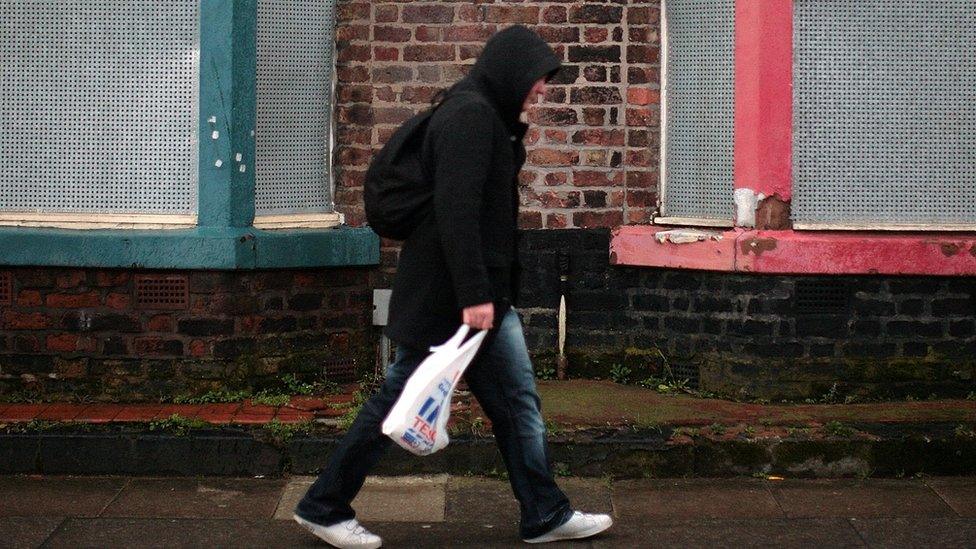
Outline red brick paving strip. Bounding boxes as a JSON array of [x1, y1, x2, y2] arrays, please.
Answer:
[[4, 381, 975, 427], [232, 403, 278, 424], [73, 404, 125, 423], [273, 408, 315, 422], [113, 404, 164, 422], [286, 397, 330, 412], [288, 395, 357, 420], [36, 403, 85, 421], [0, 403, 49, 422], [329, 393, 356, 405], [0, 402, 320, 424], [313, 407, 348, 419], [153, 404, 204, 421], [192, 403, 243, 424]]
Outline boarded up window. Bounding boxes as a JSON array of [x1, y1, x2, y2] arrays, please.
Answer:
[[793, 0, 976, 229], [0, 1, 199, 216], [255, 0, 337, 216], [661, 0, 735, 222]]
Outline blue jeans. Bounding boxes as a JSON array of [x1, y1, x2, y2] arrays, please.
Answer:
[[295, 308, 573, 539]]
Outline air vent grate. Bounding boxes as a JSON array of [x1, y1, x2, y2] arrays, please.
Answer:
[[668, 362, 700, 390], [321, 358, 358, 384], [134, 274, 188, 310], [794, 279, 851, 315]]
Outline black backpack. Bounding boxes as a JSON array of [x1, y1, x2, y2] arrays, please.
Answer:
[[364, 91, 474, 240]]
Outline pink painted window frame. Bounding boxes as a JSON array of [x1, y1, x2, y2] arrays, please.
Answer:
[[613, 0, 976, 276]]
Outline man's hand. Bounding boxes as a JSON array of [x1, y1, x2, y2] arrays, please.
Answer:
[[463, 302, 494, 330]]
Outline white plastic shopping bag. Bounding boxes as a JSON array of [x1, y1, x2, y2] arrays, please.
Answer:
[[382, 325, 487, 456]]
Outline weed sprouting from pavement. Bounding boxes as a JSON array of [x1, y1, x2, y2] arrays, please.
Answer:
[[262, 418, 314, 444], [824, 420, 855, 437], [148, 414, 209, 436], [609, 364, 633, 384]]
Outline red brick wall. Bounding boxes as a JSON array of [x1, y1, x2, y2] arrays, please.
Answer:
[[0, 4, 664, 400], [332, 1, 661, 234], [0, 267, 372, 400]]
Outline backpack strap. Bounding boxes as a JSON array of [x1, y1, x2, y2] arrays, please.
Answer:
[[416, 90, 484, 179], [431, 89, 482, 112]]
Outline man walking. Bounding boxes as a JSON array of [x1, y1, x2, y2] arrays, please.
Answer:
[[293, 26, 613, 548]]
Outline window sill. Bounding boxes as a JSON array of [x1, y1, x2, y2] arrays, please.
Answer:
[[611, 225, 976, 276], [0, 225, 379, 270], [0, 213, 197, 230], [793, 222, 976, 232], [654, 216, 734, 228], [252, 212, 344, 230]]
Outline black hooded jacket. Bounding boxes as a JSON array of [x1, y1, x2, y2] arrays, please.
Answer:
[[384, 26, 561, 349]]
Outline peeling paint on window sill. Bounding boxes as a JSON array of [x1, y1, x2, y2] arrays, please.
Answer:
[[654, 229, 725, 245]]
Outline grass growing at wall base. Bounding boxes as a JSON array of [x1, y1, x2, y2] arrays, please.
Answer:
[[529, 346, 976, 403]]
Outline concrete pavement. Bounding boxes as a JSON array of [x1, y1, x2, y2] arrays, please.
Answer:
[[1, 475, 975, 548]]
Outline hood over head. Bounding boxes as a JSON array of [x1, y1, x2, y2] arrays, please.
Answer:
[[456, 25, 562, 124]]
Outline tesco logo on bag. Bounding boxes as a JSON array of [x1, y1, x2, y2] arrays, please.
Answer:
[[383, 326, 487, 456], [401, 376, 456, 452]]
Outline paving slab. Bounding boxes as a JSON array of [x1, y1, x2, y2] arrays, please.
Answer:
[[925, 476, 976, 517], [769, 479, 955, 518], [0, 517, 65, 549], [343, 475, 448, 523], [611, 479, 784, 521], [41, 518, 318, 548], [591, 518, 865, 548], [549, 477, 614, 517], [850, 517, 976, 548], [5, 475, 975, 547], [445, 477, 612, 524], [101, 477, 286, 519], [0, 475, 125, 517], [371, 521, 588, 548], [445, 477, 521, 525], [276, 475, 448, 523], [274, 477, 314, 521]]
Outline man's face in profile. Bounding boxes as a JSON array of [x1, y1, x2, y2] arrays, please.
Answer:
[[522, 78, 548, 113]]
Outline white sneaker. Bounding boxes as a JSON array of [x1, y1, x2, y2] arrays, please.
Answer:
[[293, 514, 382, 549], [522, 511, 613, 544]]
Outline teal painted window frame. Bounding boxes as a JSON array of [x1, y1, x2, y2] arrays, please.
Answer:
[[0, 0, 378, 270]]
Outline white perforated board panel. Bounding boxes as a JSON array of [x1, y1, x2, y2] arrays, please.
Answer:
[[793, 0, 976, 227], [255, 0, 336, 216], [0, 0, 199, 215], [662, 0, 735, 221]]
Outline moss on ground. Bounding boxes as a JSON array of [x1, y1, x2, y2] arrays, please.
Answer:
[[536, 380, 976, 428]]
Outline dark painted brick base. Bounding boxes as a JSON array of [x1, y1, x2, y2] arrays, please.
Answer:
[[517, 229, 976, 400], [2, 424, 974, 478]]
